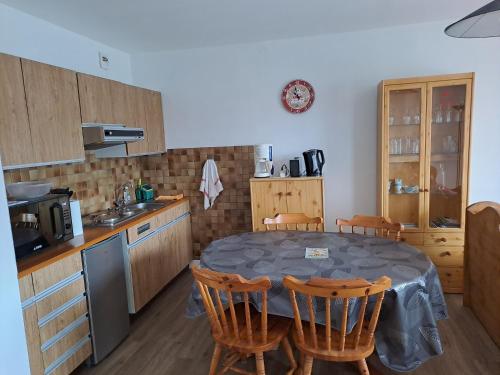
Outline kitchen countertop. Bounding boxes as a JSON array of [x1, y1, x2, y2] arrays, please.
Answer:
[[16, 198, 189, 278]]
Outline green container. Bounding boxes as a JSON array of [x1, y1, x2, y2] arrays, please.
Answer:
[[140, 184, 154, 201]]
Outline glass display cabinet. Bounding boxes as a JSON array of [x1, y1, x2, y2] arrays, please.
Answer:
[[378, 73, 474, 293]]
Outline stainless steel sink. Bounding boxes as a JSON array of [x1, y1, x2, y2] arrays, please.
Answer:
[[125, 202, 167, 211], [88, 201, 167, 227]]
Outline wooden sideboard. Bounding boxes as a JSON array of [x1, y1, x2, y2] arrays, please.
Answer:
[[464, 201, 500, 347], [250, 177, 325, 232]]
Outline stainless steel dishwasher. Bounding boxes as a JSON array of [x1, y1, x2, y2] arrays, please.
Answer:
[[82, 233, 130, 364]]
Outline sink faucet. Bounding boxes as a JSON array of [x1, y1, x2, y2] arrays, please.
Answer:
[[115, 181, 134, 208]]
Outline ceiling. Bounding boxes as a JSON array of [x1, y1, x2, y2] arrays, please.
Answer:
[[1, 0, 487, 52]]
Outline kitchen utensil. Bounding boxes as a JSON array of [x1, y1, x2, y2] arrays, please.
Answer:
[[6, 181, 53, 199]]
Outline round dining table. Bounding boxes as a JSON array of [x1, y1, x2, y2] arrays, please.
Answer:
[[186, 230, 448, 372]]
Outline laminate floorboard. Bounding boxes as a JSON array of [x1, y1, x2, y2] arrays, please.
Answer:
[[75, 269, 500, 375]]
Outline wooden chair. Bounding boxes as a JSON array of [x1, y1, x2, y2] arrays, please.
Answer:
[[336, 215, 403, 241], [191, 265, 297, 375], [283, 275, 391, 375], [263, 213, 324, 232]]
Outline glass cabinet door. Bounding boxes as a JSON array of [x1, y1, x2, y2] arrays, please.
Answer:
[[383, 84, 426, 230], [426, 80, 471, 230]]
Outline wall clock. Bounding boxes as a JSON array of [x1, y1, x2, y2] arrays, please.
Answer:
[[281, 80, 315, 113]]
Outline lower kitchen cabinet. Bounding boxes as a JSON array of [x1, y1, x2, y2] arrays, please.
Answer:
[[18, 252, 92, 375], [125, 202, 192, 313]]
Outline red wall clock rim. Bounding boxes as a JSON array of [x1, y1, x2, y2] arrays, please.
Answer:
[[281, 79, 315, 114]]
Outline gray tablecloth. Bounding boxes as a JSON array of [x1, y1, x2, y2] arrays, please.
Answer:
[[186, 231, 447, 372]]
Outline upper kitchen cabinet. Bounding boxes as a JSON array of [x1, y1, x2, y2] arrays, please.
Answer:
[[127, 87, 166, 156], [77, 73, 115, 124], [22, 59, 85, 164], [0, 53, 35, 166], [144, 90, 165, 154]]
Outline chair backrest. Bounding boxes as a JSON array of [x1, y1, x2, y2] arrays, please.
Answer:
[[283, 276, 391, 353], [263, 213, 324, 232], [336, 215, 403, 241], [191, 265, 272, 346]]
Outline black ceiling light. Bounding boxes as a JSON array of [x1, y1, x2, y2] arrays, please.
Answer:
[[445, 0, 500, 38]]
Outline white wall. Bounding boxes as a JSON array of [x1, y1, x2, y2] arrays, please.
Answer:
[[0, 156, 30, 374], [0, 3, 132, 82], [131, 20, 500, 229]]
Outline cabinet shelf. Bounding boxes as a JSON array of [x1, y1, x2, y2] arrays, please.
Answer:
[[389, 153, 419, 163], [431, 153, 459, 162]]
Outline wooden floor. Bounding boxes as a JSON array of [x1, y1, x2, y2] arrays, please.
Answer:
[[75, 269, 500, 375]]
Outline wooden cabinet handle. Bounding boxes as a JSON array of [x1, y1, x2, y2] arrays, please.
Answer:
[[437, 237, 447, 242], [286, 192, 292, 196], [440, 251, 452, 257], [401, 237, 406, 242]]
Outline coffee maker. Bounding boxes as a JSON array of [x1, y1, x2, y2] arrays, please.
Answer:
[[303, 149, 325, 176], [254, 144, 273, 178]]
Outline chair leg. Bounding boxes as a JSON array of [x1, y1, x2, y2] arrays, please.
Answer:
[[302, 356, 314, 375], [209, 343, 222, 375], [357, 359, 370, 375], [255, 352, 266, 375], [281, 337, 297, 375]]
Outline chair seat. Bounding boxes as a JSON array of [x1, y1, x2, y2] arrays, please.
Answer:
[[213, 304, 292, 353], [293, 323, 375, 362]]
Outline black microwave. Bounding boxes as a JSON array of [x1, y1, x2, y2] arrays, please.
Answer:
[[9, 194, 74, 260]]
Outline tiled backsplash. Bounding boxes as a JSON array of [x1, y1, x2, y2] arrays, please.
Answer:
[[4, 146, 254, 257], [142, 146, 254, 257], [4, 151, 142, 215]]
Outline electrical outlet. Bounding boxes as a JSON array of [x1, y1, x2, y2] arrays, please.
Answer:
[[98, 52, 110, 70]]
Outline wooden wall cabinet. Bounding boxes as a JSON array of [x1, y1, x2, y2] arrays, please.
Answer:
[[378, 73, 474, 293], [125, 201, 192, 313], [250, 177, 325, 232], [78, 73, 165, 156], [18, 252, 92, 375], [0, 53, 34, 166], [22, 59, 85, 164]]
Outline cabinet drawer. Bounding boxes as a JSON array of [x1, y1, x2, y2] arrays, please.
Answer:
[[397, 232, 424, 245], [39, 297, 88, 344], [127, 216, 158, 244], [156, 200, 190, 228], [19, 274, 35, 302], [437, 266, 463, 294], [43, 318, 90, 367], [49, 338, 92, 375], [36, 277, 86, 320], [32, 252, 83, 295], [418, 246, 464, 267], [424, 232, 464, 246]]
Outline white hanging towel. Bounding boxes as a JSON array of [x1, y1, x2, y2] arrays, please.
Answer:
[[199, 159, 224, 209]]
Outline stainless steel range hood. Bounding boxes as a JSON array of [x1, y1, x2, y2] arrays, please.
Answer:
[[82, 124, 144, 150]]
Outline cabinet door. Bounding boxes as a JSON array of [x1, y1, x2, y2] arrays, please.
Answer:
[[0, 54, 34, 166], [129, 235, 162, 312], [381, 83, 427, 231], [425, 79, 472, 231], [250, 181, 288, 231], [145, 90, 166, 154], [126, 86, 149, 156], [286, 179, 324, 231], [110, 80, 131, 126], [77, 73, 114, 124], [22, 59, 84, 163]]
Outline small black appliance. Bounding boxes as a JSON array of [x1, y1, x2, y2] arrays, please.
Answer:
[[289, 158, 301, 177], [303, 149, 325, 176], [9, 194, 73, 260]]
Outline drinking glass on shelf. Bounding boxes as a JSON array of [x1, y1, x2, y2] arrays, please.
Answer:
[[389, 115, 395, 126], [445, 105, 453, 123], [396, 138, 402, 154], [411, 138, 420, 154], [442, 136, 449, 153], [412, 111, 420, 125], [434, 106, 443, 124], [404, 136, 412, 154], [402, 111, 411, 125]]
